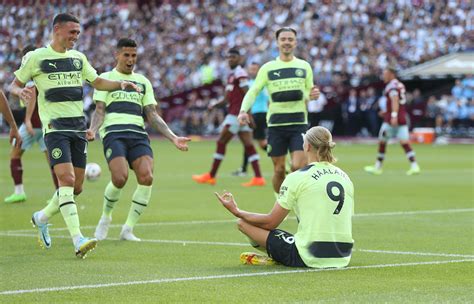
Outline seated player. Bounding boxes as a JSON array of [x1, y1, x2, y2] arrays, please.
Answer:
[[215, 126, 354, 268]]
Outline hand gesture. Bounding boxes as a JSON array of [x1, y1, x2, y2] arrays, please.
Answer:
[[214, 191, 240, 216], [86, 129, 96, 141], [121, 81, 141, 93], [310, 86, 320, 100], [9, 128, 22, 148], [173, 136, 191, 151], [237, 112, 250, 126], [25, 120, 34, 136]]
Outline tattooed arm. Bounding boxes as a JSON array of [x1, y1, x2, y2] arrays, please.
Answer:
[[143, 104, 190, 151]]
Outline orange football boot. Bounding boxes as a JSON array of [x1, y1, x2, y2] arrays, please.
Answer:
[[241, 177, 266, 187], [192, 172, 216, 185]]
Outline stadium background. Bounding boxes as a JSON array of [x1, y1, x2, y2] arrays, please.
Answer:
[[0, 0, 472, 139], [0, 1, 473, 302]]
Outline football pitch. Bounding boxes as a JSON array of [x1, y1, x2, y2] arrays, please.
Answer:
[[0, 138, 473, 303]]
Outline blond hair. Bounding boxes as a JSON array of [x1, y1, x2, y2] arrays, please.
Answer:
[[305, 126, 337, 163]]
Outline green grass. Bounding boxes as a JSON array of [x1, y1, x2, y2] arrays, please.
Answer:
[[0, 138, 473, 303]]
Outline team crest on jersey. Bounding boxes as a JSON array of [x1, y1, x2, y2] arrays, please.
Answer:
[[52, 148, 62, 160], [106, 148, 112, 159], [295, 69, 304, 77], [73, 58, 82, 70]]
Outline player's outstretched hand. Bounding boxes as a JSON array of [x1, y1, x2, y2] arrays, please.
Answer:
[[310, 86, 320, 100], [10, 128, 22, 148], [214, 191, 240, 216], [237, 111, 250, 126], [173, 136, 191, 151], [121, 81, 142, 93], [86, 129, 96, 141]]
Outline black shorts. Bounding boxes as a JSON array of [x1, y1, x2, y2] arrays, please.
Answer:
[[103, 132, 153, 168], [266, 229, 306, 267], [252, 112, 267, 140], [44, 131, 87, 169], [267, 124, 308, 157]]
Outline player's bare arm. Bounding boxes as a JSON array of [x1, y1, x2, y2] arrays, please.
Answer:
[[86, 101, 106, 141], [24, 86, 37, 136], [390, 94, 399, 126], [208, 94, 228, 110], [0, 90, 21, 148], [143, 104, 191, 151], [215, 191, 289, 230], [91, 77, 141, 93]]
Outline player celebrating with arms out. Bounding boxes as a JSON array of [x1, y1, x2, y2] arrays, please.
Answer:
[[216, 126, 354, 268], [88, 38, 190, 241], [11, 13, 141, 258], [238, 27, 320, 197], [364, 67, 420, 175]]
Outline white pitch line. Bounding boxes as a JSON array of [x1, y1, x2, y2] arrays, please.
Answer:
[[4, 208, 474, 234], [354, 208, 474, 217], [356, 249, 474, 259], [1, 232, 473, 258], [1, 259, 472, 296]]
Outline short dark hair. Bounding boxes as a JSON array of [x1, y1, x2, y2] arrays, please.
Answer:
[[227, 47, 240, 56], [22, 45, 36, 56], [275, 27, 297, 39], [53, 13, 80, 26], [117, 38, 137, 49]]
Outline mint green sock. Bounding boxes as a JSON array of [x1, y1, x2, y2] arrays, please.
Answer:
[[42, 190, 60, 218], [58, 186, 82, 238], [103, 181, 122, 218], [125, 185, 152, 228]]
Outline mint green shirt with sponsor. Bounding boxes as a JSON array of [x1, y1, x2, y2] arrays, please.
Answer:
[[93, 69, 157, 139], [14, 45, 98, 134], [278, 162, 354, 268], [241, 56, 313, 127]]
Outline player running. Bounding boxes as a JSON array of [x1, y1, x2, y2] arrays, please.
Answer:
[[88, 38, 190, 241]]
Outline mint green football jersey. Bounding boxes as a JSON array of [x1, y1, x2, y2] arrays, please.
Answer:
[[241, 56, 313, 127], [278, 162, 354, 268], [14, 45, 98, 134], [93, 69, 157, 139]]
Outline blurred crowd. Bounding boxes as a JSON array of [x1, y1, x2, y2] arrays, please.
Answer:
[[1, 0, 471, 93], [0, 0, 472, 137], [424, 76, 474, 136]]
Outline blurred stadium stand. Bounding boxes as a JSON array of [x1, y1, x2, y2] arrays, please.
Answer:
[[0, 0, 472, 137]]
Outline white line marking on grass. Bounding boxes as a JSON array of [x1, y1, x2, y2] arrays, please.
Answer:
[[354, 208, 474, 217], [356, 249, 474, 258], [4, 208, 473, 234], [1, 259, 472, 295], [1, 232, 473, 258]]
